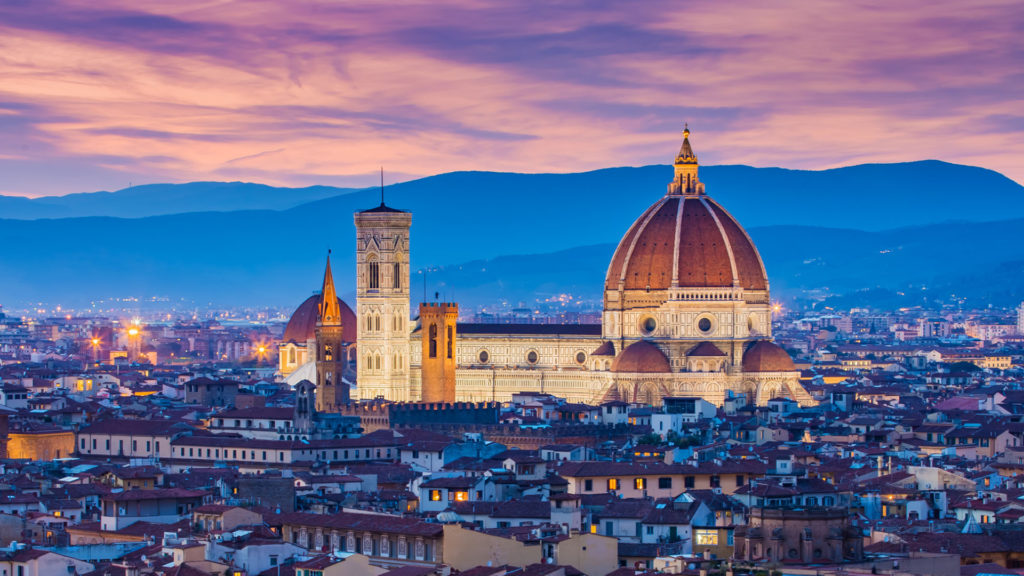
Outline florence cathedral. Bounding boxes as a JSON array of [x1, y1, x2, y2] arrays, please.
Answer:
[[278, 129, 816, 409]]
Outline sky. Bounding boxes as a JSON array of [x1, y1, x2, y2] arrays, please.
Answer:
[[1, 0, 1022, 197]]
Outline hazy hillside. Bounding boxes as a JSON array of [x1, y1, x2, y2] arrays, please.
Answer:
[[1, 160, 1023, 308], [0, 182, 355, 219], [1, 161, 1021, 230]]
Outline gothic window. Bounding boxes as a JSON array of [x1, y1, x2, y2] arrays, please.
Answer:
[[447, 326, 453, 359], [429, 324, 438, 358], [374, 354, 382, 370], [393, 263, 401, 289], [374, 314, 381, 331], [324, 344, 333, 361], [368, 256, 379, 289], [289, 347, 296, 364]]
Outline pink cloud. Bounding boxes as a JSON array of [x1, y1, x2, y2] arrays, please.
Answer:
[[0, 0, 1022, 197]]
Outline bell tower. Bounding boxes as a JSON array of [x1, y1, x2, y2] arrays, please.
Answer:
[[315, 252, 348, 411], [419, 302, 458, 403], [354, 201, 412, 401]]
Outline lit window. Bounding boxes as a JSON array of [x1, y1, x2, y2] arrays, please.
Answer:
[[608, 478, 619, 490], [454, 491, 468, 502], [695, 529, 719, 545], [429, 490, 442, 502], [635, 478, 647, 490]]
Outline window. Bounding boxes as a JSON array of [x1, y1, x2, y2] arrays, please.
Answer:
[[368, 258, 379, 289], [478, 350, 489, 363], [429, 490, 441, 502], [584, 479, 593, 491], [684, 476, 695, 489], [576, 351, 587, 364], [393, 262, 401, 289], [527, 350, 539, 364], [608, 478, 619, 490], [646, 526, 654, 535], [710, 475, 720, 488], [429, 324, 438, 358], [694, 529, 718, 546], [634, 478, 647, 490], [658, 477, 672, 489], [642, 317, 657, 334], [447, 326, 453, 359], [698, 317, 713, 333], [736, 475, 745, 487]]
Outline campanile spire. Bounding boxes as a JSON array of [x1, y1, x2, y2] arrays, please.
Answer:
[[319, 250, 341, 323]]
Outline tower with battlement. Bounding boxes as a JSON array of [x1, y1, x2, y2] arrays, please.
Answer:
[[419, 302, 458, 402]]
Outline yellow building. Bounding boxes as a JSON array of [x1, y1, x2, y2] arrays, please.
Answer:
[[7, 429, 76, 461]]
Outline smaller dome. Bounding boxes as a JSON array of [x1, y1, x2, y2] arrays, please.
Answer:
[[743, 340, 796, 372], [688, 341, 726, 357], [283, 294, 357, 344], [611, 341, 671, 373], [592, 341, 616, 356]]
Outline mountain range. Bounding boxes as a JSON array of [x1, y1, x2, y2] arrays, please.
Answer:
[[0, 160, 1021, 310]]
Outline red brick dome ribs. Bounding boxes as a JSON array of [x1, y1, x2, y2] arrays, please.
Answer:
[[742, 340, 796, 372], [283, 294, 357, 344], [605, 196, 768, 292], [611, 340, 672, 373]]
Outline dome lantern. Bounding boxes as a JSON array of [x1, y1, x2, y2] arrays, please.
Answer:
[[669, 125, 704, 196]]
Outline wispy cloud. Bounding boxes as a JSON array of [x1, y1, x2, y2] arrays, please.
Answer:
[[0, 0, 1022, 197]]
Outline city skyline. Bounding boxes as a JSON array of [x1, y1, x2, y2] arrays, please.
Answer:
[[2, 0, 1024, 197]]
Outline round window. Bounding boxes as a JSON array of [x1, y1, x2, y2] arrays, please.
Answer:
[[526, 351, 539, 364], [641, 317, 657, 334], [478, 350, 489, 363], [698, 317, 713, 333], [575, 351, 586, 364]]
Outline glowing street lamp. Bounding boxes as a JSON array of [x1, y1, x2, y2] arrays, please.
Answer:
[[91, 337, 100, 364]]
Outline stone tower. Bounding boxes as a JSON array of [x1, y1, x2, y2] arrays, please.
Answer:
[[315, 252, 349, 411], [294, 379, 316, 435], [419, 302, 458, 403], [354, 201, 412, 401]]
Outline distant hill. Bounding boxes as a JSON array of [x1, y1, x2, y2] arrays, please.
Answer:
[[1, 161, 1021, 230], [1, 160, 1023, 308], [0, 181, 355, 219]]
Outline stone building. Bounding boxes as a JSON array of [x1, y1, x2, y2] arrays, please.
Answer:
[[280, 129, 814, 409]]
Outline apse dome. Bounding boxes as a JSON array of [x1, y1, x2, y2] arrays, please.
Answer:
[[611, 340, 671, 373], [742, 340, 796, 372]]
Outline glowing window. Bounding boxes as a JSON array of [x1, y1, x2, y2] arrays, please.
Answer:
[[695, 529, 718, 546]]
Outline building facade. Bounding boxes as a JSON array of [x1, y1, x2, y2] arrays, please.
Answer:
[[281, 130, 814, 409]]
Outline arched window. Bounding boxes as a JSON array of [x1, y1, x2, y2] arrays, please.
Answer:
[[447, 325, 453, 359], [429, 324, 438, 358], [374, 315, 381, 332], [289, 348, 296, 364], [375, 354, 382, 370], [368, 255, 379, 290], [324, 344, 333, 361], [393, 263, 401, 289]]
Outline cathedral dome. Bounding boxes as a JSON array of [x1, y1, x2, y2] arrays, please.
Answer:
[[604, 129, 767, 293], [282, 294, 357, 344], [742, 340, 796, 372], [611, 340, 671, 373]]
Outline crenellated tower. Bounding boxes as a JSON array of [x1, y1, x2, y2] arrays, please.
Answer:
[[354, 201, 412, 401], [419, 302, 458, 403]]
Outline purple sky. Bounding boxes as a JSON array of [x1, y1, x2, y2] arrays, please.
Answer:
[[2, 0, 1023, 197]]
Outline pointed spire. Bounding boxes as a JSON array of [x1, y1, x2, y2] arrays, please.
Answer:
[[675, 124, 698, 165], [319, 250, 342, 324], [668, 124, 702, 196]]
